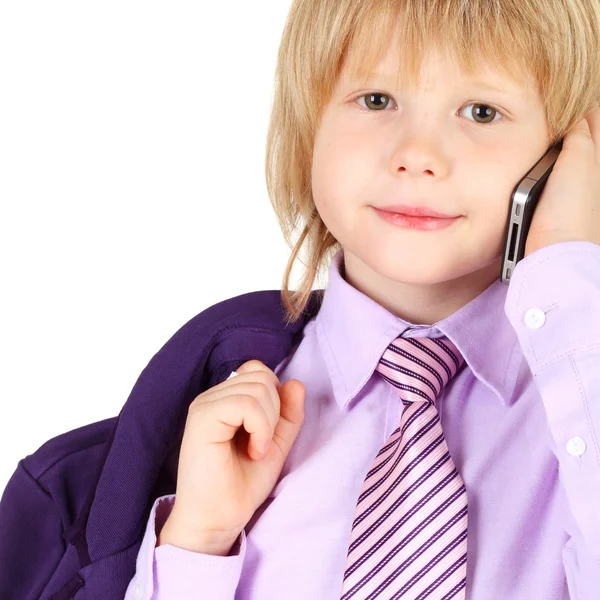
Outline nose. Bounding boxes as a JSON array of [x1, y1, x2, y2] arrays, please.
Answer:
[[388, 131, 450, 180]]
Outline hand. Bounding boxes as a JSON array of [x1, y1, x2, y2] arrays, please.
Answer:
[[524, 101, 600, 259], [158, 360, 305, 555]]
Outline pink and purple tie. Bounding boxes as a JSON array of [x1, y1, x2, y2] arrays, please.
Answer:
[[340, 335, 468, 600]]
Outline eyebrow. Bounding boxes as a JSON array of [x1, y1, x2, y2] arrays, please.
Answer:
[[351, 72, 511, 95], [466, 79, 511, 94]]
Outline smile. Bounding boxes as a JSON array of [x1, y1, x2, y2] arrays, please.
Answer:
[[373, 207, 462, 231]]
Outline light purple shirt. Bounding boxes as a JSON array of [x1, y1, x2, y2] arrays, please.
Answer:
[[125, 243, 600, 599]]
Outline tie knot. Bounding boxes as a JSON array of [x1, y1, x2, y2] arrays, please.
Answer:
[[375, 335, 465, 405]]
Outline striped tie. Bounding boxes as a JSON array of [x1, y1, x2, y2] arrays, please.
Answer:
[[340, 335, 468, 600]]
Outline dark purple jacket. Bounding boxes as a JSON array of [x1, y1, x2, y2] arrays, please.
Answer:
[[0, 289, 322, 599]]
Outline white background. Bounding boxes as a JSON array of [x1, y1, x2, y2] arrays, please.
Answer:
[[0, 1, 316, 497]]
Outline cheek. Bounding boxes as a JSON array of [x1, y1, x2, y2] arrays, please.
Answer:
[[470, 199, 512, 256], [312, 135, 371, 212], [311, 138, 344, 211]]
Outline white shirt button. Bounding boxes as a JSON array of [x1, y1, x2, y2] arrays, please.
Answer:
[[566, 436, 586, 457], [133, 580, 144, 600], [524, 307, 546, 329]]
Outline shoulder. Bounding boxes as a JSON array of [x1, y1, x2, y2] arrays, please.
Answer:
[[183, 288, 324, 336], [22, 417, 116, 483]]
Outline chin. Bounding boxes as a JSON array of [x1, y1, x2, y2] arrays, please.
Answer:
[[351, 244, 458, 284]]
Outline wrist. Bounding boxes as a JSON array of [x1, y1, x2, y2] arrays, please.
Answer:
[[157, 514, 240, 556]]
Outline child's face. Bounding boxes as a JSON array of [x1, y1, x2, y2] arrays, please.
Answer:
[[311, 38, 552, 324]]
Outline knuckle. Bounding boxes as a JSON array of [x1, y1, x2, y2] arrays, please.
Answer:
[[249, 359, 266, 368], [236, 369, 273, 393], [244, 382, 270, 406], [241, 359, 267, 371], [189, 386, 215, 408], [188, 395, 207, 413], [239, 360, 277, 381], [185, 404, 207, 433], [253, 369, 275, 387], [237, 393, 262, 412], [251, 380, 277, 403]]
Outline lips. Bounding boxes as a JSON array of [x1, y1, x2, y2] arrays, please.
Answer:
[[374, 207, 462, 230], [377, 204, 458, 219]]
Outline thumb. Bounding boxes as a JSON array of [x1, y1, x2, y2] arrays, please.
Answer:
[[273, 379, 305, 460]]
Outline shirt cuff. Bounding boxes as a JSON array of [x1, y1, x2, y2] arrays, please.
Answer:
[[125, 494, 246, 600]]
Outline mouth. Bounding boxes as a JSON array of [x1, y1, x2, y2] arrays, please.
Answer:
[[372, 207, 462, 231], [375, 204, 461, 219]]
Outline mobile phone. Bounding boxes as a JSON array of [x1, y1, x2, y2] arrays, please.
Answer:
[[500, 139, 563, 284]]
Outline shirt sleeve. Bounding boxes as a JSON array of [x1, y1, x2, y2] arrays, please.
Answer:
[[504, 240, 600, 591], [124, 494, 246, 600]]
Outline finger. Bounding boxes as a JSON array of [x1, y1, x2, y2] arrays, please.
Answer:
[[196, 376, 280, 437], [228, 361, 281, 425], [563, 110, 596, 169], [192, 393, 272, 459], [194, 361, 281, 428], [271, 379, 305, 461], [230, 381, 280, 434]]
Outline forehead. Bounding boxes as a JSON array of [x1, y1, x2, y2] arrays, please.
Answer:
[[340, 28, 532, 96]]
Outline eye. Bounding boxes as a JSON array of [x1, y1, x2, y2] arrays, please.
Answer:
[[354, 93, 505, 127], [460, 102, 504, 126], [355, 93, 396, 111]]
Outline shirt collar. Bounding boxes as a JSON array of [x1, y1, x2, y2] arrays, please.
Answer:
[[315, 249, 521, 409]]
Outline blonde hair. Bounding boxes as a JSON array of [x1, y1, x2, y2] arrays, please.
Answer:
[[265, 0, 600, 326]]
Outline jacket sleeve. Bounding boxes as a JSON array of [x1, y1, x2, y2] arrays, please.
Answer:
[[125, 494, 246, 600], [505, 240, 600, 596], [0, 460, 64, 600]]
